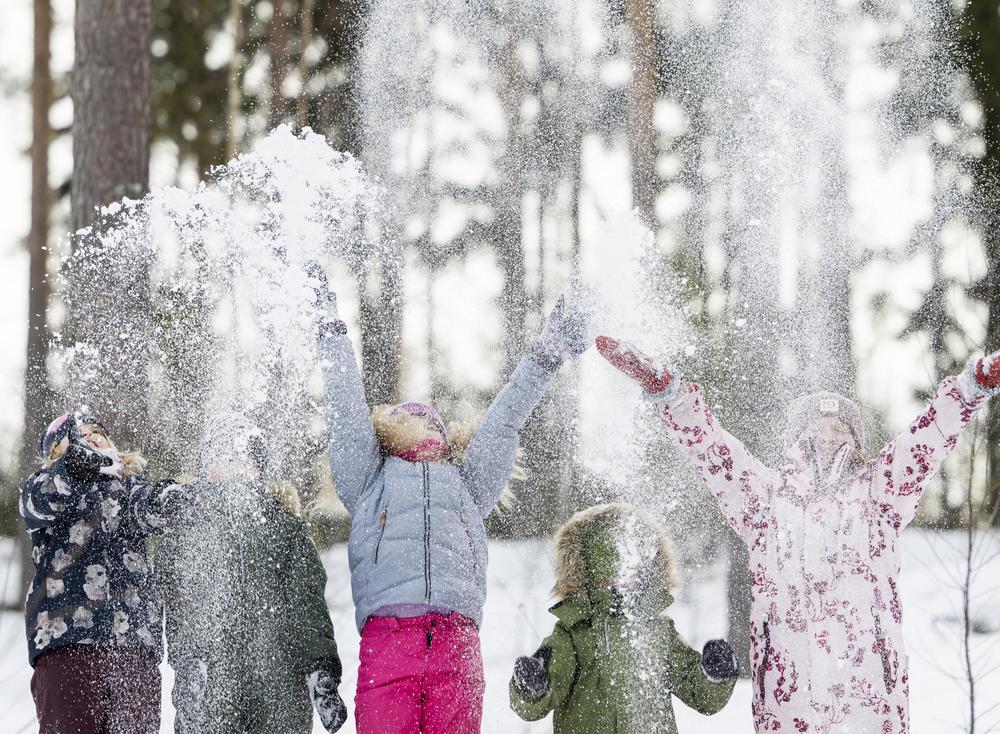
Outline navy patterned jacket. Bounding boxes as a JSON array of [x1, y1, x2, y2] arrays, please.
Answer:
[[20, 451, 184, 666]]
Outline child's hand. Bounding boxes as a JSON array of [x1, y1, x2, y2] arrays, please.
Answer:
[[958, 349, 1000, 401], [512, 646, 553, 700], [529, 295, 589, 371], [595, 336, 675, 396], [975, 349, 1000, 393], [305, 261, 347, 337], [701, 639, 739, 682], [64, 441, 116, 483], [308, 668, 348, 732]]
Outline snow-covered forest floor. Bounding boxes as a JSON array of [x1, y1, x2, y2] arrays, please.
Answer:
[[0, 530, 997, 733]]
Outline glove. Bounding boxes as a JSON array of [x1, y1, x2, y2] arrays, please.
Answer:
[[97, 447, 124, 479], [595, 336, 676, 396], [957, 349, 1000, 402], [154, 479, 196, 518], [305, 261, 347, 337], [512, 646, 553, 701], [307, 669, 348, 732], [529, 296, 588, 371], [63, 442, 115, 483], [701, 639, 739, 682]]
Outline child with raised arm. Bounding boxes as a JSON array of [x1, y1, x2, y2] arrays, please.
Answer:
[[595, 335, 1000, 733], [509, 503, 738, 733], [21, 411, 190, 734], [311, 265, 586, 734]]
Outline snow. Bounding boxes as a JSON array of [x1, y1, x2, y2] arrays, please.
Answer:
[[0, 529, 996, 732]]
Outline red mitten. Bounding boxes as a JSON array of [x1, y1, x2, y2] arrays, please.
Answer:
[[595, 336, 673, 395], [975, 349, 1000, 389]]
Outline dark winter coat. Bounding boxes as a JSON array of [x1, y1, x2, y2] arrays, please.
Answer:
[[157, 480, 340, 734], [318, 330, 554, 632], [510, 505, 735, 733], [20, 452, 180, 666]]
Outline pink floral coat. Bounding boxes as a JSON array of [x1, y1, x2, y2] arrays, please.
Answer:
[[657, 376, 985, 734]]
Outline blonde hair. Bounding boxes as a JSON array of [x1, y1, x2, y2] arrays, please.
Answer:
[[552, 503, 677, 601], [311, 405, 521, 514], [44, 435, 148, 477]]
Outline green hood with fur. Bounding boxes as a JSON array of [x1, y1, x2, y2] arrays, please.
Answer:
[[510, 504, 734, 734]]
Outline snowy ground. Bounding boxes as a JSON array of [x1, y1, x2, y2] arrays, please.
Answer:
[[0, 529, 997, 733]]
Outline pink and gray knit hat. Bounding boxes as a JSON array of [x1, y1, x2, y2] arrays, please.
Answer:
[[784, 392, 865, 450], [389, 402, 448, 440]]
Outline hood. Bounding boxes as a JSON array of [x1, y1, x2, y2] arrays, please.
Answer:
[[553, 503, 676, 602], [784, 391, 865, 451]]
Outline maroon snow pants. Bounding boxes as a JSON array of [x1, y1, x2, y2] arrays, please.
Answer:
[[31, 644, 161, 734]]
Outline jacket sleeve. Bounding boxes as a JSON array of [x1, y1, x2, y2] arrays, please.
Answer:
[[871, 374, 986, 528], [461, 357, 554, 516], [126, 479, 192, 536], [509, 624, 577, 722], [657, 382, 775, 544], [317, 330, 382, 514], [286, 518, 342, 682], [663, 620, 735, 716], [19, 461, 98, 530]]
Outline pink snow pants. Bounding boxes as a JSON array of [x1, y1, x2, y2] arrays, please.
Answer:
[[355, 612, 485, 734]]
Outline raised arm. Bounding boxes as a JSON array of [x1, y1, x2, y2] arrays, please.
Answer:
[[596, 337, 774, 545], [310, 265, 381, 514], [461, 297, 587, 516], [19, 443, 115, 530], [872, 350, 997, 527], [126, 478, 194, 536]]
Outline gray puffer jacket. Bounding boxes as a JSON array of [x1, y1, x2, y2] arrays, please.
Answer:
[[319, 332, 553, 631]]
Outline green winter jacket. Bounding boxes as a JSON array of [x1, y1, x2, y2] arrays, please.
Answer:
[[510, 590, 734, 734], [157, 480, 340, 734]]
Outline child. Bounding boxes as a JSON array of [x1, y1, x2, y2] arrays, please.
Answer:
[[596, 336, 1000, 733], [157, 411, 346, 734], [509, 503, 738, 733], [21, 411, 189, 734], [312, 266, 587, 734]]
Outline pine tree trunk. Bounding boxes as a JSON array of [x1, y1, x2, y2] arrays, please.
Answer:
[[626, 0, 657, 225], [72, 0, 151, 231], [70, 0, 152, 450], [9, 0, 55, 611], [225, 0, 243, 161], [267, 0, 292, 128], [960, 1, 1000, 524]]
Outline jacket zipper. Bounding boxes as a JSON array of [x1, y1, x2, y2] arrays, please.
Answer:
[[872, 607, 895, 694], [422, 463, 431, 602], [462, 518, 478, 574], [758, 621, 771, 703], [374, 507, 388, 564]]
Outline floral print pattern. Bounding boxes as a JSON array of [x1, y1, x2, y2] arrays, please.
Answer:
[[19, 456, 185, 666], [658, 376, 985, 733]]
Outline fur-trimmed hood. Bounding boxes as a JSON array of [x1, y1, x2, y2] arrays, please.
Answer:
[[553, 503, 676, 601]]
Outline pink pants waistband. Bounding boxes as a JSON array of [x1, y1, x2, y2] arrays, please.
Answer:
[[363, 612, 477, 633]]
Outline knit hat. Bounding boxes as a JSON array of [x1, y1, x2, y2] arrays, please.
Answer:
[[37, 413, 76, 459], [389, 402, 448, 439], [36, 410, 108, 459], [784, 392, 865, 450]]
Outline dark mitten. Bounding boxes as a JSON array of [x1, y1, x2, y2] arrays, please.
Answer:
[[512, 646, 553, 700], [701, 639, 739, 682], [308, 668, 348, 732], [63, 442, 113, 483]]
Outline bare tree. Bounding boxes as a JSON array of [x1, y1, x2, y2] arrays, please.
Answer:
[[626, 0, 657, 225]]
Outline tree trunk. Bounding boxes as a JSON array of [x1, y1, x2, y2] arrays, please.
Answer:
[[267, 0, 292, 128], [225, 0, 243, 161], [297, 0, 315, 128], [72, 0, 151, 231], [626, 0, 657, 225], [960, 1, 1000, 523], [9, 0, 55, 610], [359, 225, 403, 406], [70, 0, 152, 450]]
